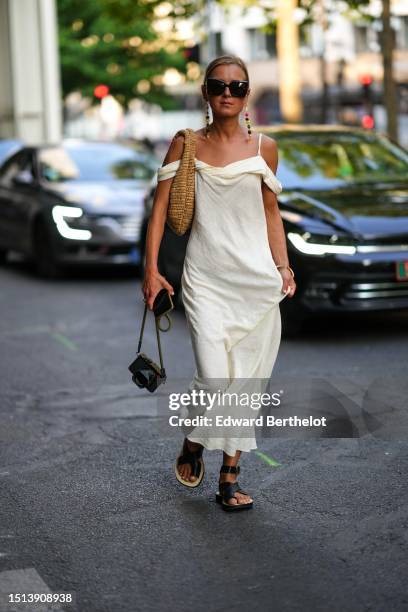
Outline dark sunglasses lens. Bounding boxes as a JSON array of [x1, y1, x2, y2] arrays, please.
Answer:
[[206, 79, 225, 95], [230, 81, 248, 97]]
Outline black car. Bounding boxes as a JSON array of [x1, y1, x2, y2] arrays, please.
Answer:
[[0, 140, 158, 277], [141, 125, 408, 333]]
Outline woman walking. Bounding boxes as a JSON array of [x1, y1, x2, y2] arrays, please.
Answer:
[[142, 55, 296, 511]]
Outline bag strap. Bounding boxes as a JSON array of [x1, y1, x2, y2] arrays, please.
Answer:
[[137, 303, 167, 374], [173, 128, 196, 161]]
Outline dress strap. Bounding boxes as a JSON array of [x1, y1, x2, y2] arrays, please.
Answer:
[[157, 159, 181, 181], [257, 133, 262, 155]]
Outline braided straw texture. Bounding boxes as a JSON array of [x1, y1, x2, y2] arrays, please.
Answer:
[[167, 128, 197, 236]]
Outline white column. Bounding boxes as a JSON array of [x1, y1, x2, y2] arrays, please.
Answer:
[[0, 0, 62, 144], [37, 0, 62, 143], [0, 0, 14, 137]]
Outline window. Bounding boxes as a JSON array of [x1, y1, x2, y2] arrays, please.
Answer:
[[396, 16, 408, 49], [354, 22, 395, 54], [354, 25, 370, 53], [299, 24, 313, 57], [248, 28, 274, 60], [214, 32, 223, 56], [275, 132, 408, 190], [265, 32, 277, 57], [38, 144, 157, 183], [0, 151, 35, 188]]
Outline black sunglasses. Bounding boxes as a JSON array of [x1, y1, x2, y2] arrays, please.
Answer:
[[206, 78, 249, 98]]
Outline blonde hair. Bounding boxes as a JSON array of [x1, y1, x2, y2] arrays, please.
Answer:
[[203, 55, 249, 84]]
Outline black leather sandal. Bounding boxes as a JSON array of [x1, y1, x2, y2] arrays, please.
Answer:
[[174, 438, 205, 488], [215, 465, 253, 511]]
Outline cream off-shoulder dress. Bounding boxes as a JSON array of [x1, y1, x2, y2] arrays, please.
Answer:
[[157, 132, 289, 456]]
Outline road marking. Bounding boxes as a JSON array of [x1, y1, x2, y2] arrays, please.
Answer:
[[50, 332, 78, 352], [0, 325, 78, 351], [0, 325, 50, 338], [0, 568, 65, 611], [254, 451, 281, 467], [0, 326, 78, 351]]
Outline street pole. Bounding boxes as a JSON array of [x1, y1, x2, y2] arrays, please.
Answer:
[[381, 0, 399, 143], [316, 0, 329, 124], [276, 0, 303, 123], [206, 0, 215, 62]]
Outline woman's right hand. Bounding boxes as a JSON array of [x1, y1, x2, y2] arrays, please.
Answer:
[[142, 268, 174, 311]]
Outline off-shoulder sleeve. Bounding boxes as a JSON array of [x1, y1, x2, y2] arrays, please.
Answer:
[[262, 165, 283, 195], [157, 159, 181, 182]]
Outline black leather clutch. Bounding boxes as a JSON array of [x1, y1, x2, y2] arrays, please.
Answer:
[[153, 288, 174, 330]]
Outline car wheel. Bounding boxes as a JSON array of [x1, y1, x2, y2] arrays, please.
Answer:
[[32, 219, 63, 279]]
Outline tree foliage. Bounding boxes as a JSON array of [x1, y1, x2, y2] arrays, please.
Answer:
[[57, 0, 201, 109], [57, 0, 376, 110]]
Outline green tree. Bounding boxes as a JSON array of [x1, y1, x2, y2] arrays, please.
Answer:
[[57, 0, 198, 109]]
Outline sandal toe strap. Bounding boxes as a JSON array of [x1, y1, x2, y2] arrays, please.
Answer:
[[233, 481, 248, 495], [219, 481, 239, 502], [177, 451, 202, 477], [183, 440, 203, 459], [219, 481, 250, 504]]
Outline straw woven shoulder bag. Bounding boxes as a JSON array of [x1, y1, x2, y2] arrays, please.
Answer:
[[167, 128, 197, 236]]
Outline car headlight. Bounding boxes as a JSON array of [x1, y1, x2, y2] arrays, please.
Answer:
[[52, 205, 92, 240], [287, 232, 357, 256]]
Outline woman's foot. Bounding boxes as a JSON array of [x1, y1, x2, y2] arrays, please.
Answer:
[[176, 438, 204, 483], [219, 472, 253, 506]]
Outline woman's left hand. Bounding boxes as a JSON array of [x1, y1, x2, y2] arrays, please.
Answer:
[[280, 268, 297, 298]]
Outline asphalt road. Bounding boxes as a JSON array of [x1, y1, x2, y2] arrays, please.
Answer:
[[0, 258, 407, 612]]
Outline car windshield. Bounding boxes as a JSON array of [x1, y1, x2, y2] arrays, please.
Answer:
[[274, 132, 408, 190], [0, 140, 22, 164], [38, 144, 157, 182]]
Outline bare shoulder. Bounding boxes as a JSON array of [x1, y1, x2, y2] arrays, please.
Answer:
[[261, 133, 279, 157], [161, 131, 186, 165], [193, 127, 207, 142], [260, 133, 279, 172]]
